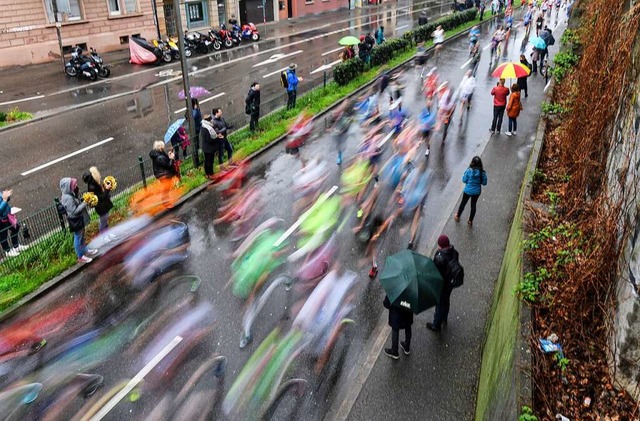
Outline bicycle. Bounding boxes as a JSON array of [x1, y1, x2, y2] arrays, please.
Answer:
[[540, 58, 551, 84]]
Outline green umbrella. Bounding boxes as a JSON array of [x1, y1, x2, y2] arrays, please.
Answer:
[[338, 36, 361, 46], [379, 250, 444, 314]]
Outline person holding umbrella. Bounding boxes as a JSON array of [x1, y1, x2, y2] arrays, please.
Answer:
[[379, 250, 445, 357], [490, 78, 510, 134]]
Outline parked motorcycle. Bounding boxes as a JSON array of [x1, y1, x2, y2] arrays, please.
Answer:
[[64, 46, 98, 81], [88, 47, 110, 78], [204, 30, 223, 51], [218, 25, 235, 48], [165, 37, 190, 60], [185, 31, 215, 54], [230, 22, 260, 42], [151, 39, 173, 63]]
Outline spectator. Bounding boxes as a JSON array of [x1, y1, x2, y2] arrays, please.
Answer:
[[245, 82, 261, 132], [490, 78, 510, 134], [212, 108, 233, 165], [358, 36, 372, 65], [479, 0, 486, 19], [286, 63, 302, 110], [59, 178, 97, 263], [82, 166, 113, 233], [427, 235, 459, 332], [170, 126, 189, 161], [149, 141, 176, 180], [365, 32, 375, 49], [454, 156, 488, 226], [418, 11, 428, 26], [383, 295, 413, 359], [505, 83, 523, 136], [518, 54, 531, 97], [0, 189, 28, 257], [530, 47, 540, 74], [200, 114, 218, 179], [192, 98, 202, 157], [375, 26, 385, 44]]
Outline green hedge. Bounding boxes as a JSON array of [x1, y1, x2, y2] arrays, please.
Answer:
[[333, 9, 478, 86]]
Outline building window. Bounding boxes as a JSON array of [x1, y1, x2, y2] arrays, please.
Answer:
[[186, 0, 208, 28], [107, 0, 139, 15], [44, 0, 83, 23]]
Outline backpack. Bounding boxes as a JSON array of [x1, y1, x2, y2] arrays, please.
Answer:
[[280, 71, 289, 89], [436, 249, 465, 288]]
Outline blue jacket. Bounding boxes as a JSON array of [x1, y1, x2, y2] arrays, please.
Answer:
[[287, 70, 299, 92], [462, 167, 487, 196], [0, 198, 10, 219], [192, 108, 203, 134]]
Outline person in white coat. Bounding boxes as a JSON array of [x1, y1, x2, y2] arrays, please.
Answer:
[[457, 69, 477, 118]]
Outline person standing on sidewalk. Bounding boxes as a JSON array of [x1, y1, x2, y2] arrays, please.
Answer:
[[490, 78, 510, 134], [383, 295, 413, 359], [192, 98, 203, 157], [286, 63, 302, 110], [212, 108, 233, 165], [518, 54, 531, 97], [427, 235, 458, 332], [149, 141, 177, 180], [82, 167, 113, 232], [245, 82, 261, 132], [375, 26, 385, 45], [505, 83, 523, 136], [454, 156, 488, 226], [59, 178, 97, 263], [0, 189, 28, 258], [200, 114, 218, 179]]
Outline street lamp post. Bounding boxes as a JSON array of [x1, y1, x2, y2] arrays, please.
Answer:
[[172, 0, 199, 166], [151, 0, 162, 39], [51, 0, 66, 72]]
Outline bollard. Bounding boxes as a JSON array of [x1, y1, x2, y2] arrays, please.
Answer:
[[54, 198, 67, 233], [323, 70, 327, 89], [138, 156, 147, 189]]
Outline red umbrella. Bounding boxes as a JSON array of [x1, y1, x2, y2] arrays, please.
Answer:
[[491, 62, 531, 79]]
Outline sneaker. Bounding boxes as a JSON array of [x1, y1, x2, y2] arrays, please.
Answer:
[[5, 248, 20, 257], [400, 342, 411, 355], [425, 148, 430, 157], [14, 244, 30, 252], [368, 266, 378, 279], [505, 131, 512, 136], [513, 131, 517, 135], [468, 220, 473, 226], [384, 348, 400, 360], [85, 248, 99, 256], [454, 214, 460, 222], [426, 322, 441, 332], [78, 255, 93, 263], [489, 129, 494, 133]]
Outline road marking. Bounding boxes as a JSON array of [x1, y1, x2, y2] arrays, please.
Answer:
[[263, 66, 290, 79], [21, 137, 114, 176], [252, 50, 303, 67], [274, 185, 338, 247], [395, 24, 409, 31], [0, 95, 45, 106], [483, 43, 492, 51], [89, 336, 183, 421], [174, 92, 226, 114], [322, 47, 344, 56], [310, 59, 342, 75], [460, 57, 473, 69]]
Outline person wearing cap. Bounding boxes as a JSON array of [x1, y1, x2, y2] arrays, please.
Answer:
[[286, 63, 303, 110], [427, 235, 459, 332]]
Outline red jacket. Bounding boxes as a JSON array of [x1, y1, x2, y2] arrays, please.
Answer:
[[491, 85, 510, 106]]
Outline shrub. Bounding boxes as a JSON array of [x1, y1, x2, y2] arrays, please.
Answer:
[[0, 112, 6, 122], [370, 38, 410, 66], [551, 51, 579, 82], [334, 57, 365, 86]]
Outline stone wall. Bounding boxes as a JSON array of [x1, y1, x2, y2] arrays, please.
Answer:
[[606, 35, 640, 402]]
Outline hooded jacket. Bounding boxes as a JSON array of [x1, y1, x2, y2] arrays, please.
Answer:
[[60, 177, 90, 231], [434, 246, 459, 291], [82, 171, 113, 216], [149, 149, 176, 180]]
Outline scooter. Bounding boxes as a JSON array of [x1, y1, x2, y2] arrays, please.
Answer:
[[151, 39, 173, 63], [166, 37, 190, 59], [64, 46, 98, 81], [88, 47, 110, 78]]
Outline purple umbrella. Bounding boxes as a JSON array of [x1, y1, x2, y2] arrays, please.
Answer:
[[178, 86, 211, 100]]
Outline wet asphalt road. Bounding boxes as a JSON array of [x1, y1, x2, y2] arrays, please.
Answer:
[[1, 0, 450, 217], [0, 8, 544, 420]]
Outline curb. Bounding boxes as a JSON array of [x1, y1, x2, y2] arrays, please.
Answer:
[[0, 14, 487, 321]]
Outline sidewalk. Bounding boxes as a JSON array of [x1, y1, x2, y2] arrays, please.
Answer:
[[0, 0, 443, 107], [341, 20, 567, 421]]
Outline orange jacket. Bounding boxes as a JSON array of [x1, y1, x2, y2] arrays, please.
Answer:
[[507, 91, 523, 118]]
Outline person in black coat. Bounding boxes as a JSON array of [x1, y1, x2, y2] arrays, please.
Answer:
[[245, 82, 261, 131], [418, 11, 428, 26], [212, 108, 234, 165], [427, 235, 459, 332], [82, 166, 113, 233], [200, 114, 219, 178], [149, 141, 176, 180], [518, 54, 530, 98], [383, 295, 413, 359]]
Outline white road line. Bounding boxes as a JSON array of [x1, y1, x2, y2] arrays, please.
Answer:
[[310, 59, 342, 75], [322, 47, 344, 56], [89, 336, 183, 421], [395, 24, 409, 31], [483, 43, 492, 51], [21, 137, 114, 176], [377, 128, 397, 148], [252, 50, 303, 68], [274, 185, 338, 247], [460, 58, 472, 69], [174, 92, 226, 114], [263, 66, 289, 79], [0, 95, 45, 106]]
